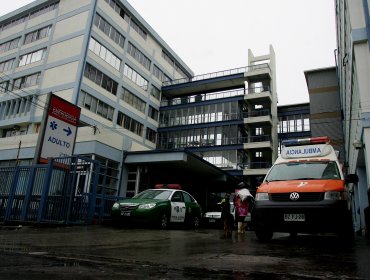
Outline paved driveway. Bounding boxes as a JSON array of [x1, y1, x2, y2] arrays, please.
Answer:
[[0, 225, 369, 279]]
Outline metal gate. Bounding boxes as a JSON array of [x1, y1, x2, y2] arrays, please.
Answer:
[[0, 156, 119, 225]]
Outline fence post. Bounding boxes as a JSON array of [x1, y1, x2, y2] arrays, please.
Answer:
[[98, 163, 108, 223], [37, 160, 54, 223], [65, 157, 78, 224], [4, 167, 20, 222], [87, 161, 100, 224], [20, 166, 38, 221]]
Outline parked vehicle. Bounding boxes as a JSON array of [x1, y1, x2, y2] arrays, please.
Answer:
[[203, 200, 252, 229], [252, 137, 358, 242], [111, 188, 202, 229]]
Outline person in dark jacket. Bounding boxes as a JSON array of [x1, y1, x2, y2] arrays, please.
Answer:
[[221, 193, 233, 238]]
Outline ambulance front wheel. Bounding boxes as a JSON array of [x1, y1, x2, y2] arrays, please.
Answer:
[[255, 227, 273, 242]]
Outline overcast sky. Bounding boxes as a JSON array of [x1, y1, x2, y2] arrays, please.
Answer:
[[1, 0, 337, 105]]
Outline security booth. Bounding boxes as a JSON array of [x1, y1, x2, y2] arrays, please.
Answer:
[[121, 150, 240, 211]]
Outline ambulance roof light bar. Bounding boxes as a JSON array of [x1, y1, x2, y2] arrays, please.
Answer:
[[282, 136, 330, 147]]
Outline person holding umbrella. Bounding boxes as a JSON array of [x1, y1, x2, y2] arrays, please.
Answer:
[[235, 183, 251, 234]]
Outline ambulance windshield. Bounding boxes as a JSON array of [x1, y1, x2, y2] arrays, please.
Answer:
[[265, 161, 340, 182]]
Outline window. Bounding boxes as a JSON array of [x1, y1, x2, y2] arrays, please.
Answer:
[[150, 86, 161, 100], [104, 0, 130, 22], [0, 81, 10, 93], [116, 111, 143, 136], [148, 106, 159, 121], [152, 65, 170, 83], [127, 42, 151, 71], [0, 37, 20, 54], [12, 72, 41, 90], [123, 64, 148, 91], [84, 63, 118, 95], [89, 37, 121, 70], [146, 127, 157, 143], [0, 58, 15, 72], [0, 96, 33, 120], [162, 50, 174, 66], [0, 2, 59, 31], [130, 19, 147, 40], [18, 48, 46, 67], [24, 25, 51, 45], [79, 90, 114, 121], [121, 87, 146, 113], [94, 14, 125, 48]]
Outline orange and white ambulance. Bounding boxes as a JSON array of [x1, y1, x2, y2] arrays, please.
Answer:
[[252, 136, 358, 242]]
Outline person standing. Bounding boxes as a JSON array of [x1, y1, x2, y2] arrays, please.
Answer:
[[221, 193, 233, 238], [235, 196, 248, 234]]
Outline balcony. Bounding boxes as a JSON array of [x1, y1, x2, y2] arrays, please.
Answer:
[[244, 135, 272, 150], [160, 88, 244, 107], [244, 109, 272, 125], [245, 86, 272, 102], [162, 64, 270, 97], [243, 161, 271, 176]]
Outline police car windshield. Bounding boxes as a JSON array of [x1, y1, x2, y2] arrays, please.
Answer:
[[133, 189, 172, 200], [265, 161, 340, 182]]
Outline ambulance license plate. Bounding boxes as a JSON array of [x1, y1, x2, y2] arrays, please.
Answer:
[[284, 214, 305, 222]]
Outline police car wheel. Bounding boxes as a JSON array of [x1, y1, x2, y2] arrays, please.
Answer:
[[192, 215, 200, 229], [158, 213, 169, 229]]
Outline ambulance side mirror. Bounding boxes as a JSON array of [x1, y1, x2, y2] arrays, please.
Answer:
[[345, 174, 359, 184]]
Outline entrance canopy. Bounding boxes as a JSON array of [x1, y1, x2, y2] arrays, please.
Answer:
[[124, 150, 240, 203]]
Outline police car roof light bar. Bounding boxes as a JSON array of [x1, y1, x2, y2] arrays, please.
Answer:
[[282, 136, 330, 147]]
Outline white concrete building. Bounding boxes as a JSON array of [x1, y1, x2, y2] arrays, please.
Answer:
[[335, 0, 370, 234], [0, 0, 193, 195]]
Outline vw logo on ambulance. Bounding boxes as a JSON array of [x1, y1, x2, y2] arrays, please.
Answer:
[[289, 192, 299, 201]]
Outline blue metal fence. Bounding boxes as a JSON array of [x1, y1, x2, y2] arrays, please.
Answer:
[[0, 156, 120, 225]]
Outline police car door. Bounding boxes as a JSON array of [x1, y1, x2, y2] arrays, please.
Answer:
[[170, 191, 186, 223]]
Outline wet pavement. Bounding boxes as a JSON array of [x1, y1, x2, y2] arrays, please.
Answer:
[[0, 224, 369, 279]]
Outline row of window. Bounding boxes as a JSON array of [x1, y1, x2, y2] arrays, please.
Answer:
[[103, 0, 147, 40], [79, 89, 157, 143], [128, 42, 151, 71], [278, 115, 310, 133], [24, 25, 51, 45], [79, 90, 114, 121], [84, 63, 118, 95], [19, 48, 46, 67], [162, 50, 188, 78], [0, 58, 15, 72], [153, 65, 171, 83], [0, 96, 33, 120], [94, 14, 125, 49], [0, 48, 46, 74], [0, 72, 41, 93], [0, 2, 59, 31], [121, 87, 146, 113], [159, 101, 240, 127], [94, 13, 180, 89], [123, 64, 148, 91], [0, 37, 20, 54], [0, 25, 51, 55], [104, 0, 130, 22], [89, 37, 121, 71], [116, 111, 143, 137]]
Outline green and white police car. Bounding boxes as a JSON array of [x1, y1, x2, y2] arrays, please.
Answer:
[[111, 189, 202, 229]]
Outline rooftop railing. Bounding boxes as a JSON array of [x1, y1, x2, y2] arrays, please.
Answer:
[[162, 63, 270, 87]]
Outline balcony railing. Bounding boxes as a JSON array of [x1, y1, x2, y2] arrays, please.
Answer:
[[248, 162, 272, 169], [245, 86, 270, 94], [160, 88, 245, 107], [157, 137, 247, 150], [248, 135, 271, 143], [163, 63, 270, 87], [243, 109, 271, 118]]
